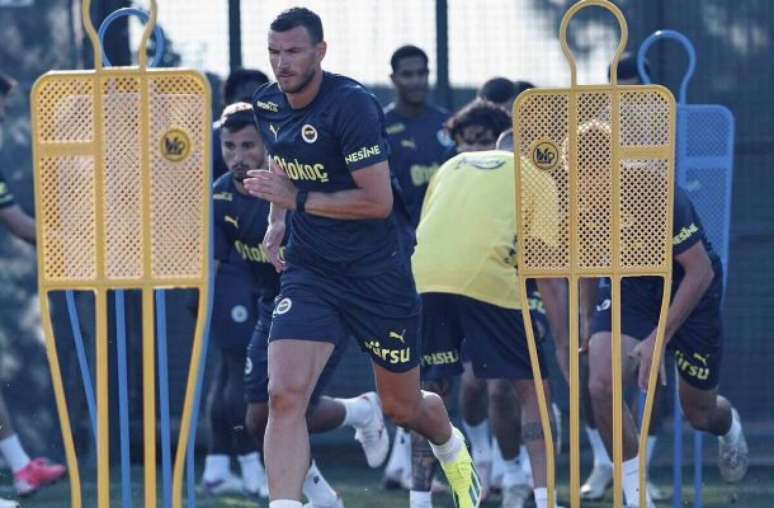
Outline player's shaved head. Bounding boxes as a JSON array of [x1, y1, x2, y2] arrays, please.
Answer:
[[390, 45, 428, 73]]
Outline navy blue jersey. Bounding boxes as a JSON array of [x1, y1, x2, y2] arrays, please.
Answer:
[[383, 103, 453, 227], [213, 174, 280, 297], [0, 170, 15, 209], [252, 72, 400, 276], [624, 186, 722, 296]]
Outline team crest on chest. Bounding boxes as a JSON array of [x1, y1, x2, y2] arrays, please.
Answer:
[[301, 124, 318, 144]]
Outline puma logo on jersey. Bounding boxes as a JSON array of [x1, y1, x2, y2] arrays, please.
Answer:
[[225, 215, 239, 228], [389, 329, 407, 344]]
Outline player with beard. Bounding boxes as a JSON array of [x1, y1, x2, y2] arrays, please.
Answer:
[[213, 103, 386, 507], [244, 8, 481, 508]]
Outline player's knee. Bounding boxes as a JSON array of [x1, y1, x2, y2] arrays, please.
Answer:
[[267, 379, 309, 419], [245, 403, 269, 440], [381, 393, 421, 427], [681, 402, 714, 432], [421, 378, 450, 398], [488, 379, 514, 411], [588, 371, 613, 403]]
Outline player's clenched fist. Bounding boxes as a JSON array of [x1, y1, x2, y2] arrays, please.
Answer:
[[244, 168, 297, 210]]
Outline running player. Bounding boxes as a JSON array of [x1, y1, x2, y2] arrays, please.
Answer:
[[203, 69, 270, 496], [586, 185, 749, 507], [244, 8, 480, 508], [0, 71, 66, 507], [381, 43, 454, 491], [214, 102, 388, 507], [578, 54, 670, 502], [411, 104, 567, 508]]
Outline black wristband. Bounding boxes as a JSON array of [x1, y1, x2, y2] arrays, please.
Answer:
[[296, 190, 309, 213]]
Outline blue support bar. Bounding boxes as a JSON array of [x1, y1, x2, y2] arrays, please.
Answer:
[[115, 291, 133, 508], [65, 291, 97, 439], [156, 290, 173, 508]]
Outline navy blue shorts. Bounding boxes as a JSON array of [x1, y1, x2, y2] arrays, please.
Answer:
[[268, 262, 421, 373], [211, 261, 258, 353], [244, 296, 349, 403], [590, 275, 724, 390], [420, 293, 548, 381]]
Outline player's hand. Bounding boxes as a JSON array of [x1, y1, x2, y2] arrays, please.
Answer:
[[630, 332, 667, 391], [244, 168, 297, 209], [262, 220, 286, 273]]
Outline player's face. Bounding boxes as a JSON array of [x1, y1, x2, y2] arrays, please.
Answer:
[[454, 125, 498, 153], [268, 26, 326, 95], [221, 125, 266, 182], [391, 56, 430, 106]]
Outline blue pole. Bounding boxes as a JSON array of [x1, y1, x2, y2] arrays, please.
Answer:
[[115, 291, 133, 508], [65, 291, 98, 439], [156, 291, 173, 508]]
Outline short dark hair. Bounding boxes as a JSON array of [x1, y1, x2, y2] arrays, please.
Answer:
[[0, 72, 16, 96], [478, 77, 516, 104], [390, 45, 428, 73], [610, 52, 649, 82], [220, 102, 258, 133], [270, 7, 324, 44], [223, 68, 269, 104], [445, 99, 512, 142]]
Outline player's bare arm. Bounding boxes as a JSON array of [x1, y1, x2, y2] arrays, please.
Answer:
[[246, 161, 393, 221], [632, 241, 715, 389], [0, 204, 36, 245]]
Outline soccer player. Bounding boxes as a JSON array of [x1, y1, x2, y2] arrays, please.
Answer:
[[585, 186, 749, 507], [0, 72, 66, 507], [384, 45, 454, 229], [381, 43, 453, 491], [411, 104, 567, 508], [577, 54, 670, 503], [243, 8, 480, 508], [212, 68, 270, 180], [214, 102, 388, 507]]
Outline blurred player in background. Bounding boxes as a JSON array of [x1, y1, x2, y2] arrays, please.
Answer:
[[577, 53, 670, 503], [244, 8, 481, 507], [410, 101, 568, 508], [214, 102, 388, 507], [586, 186, 749, 507], [381, 43, 454, 491], [212, 68, 270, 180], [0, 71, 66, 508], [201, 67, 269, 496]]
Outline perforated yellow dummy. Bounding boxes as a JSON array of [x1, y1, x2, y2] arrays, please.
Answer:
[[513, 1, 676, 507], [30, 1, 211, 507]]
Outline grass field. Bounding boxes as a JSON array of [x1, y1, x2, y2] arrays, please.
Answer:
[[3, 443, 772, 507]]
